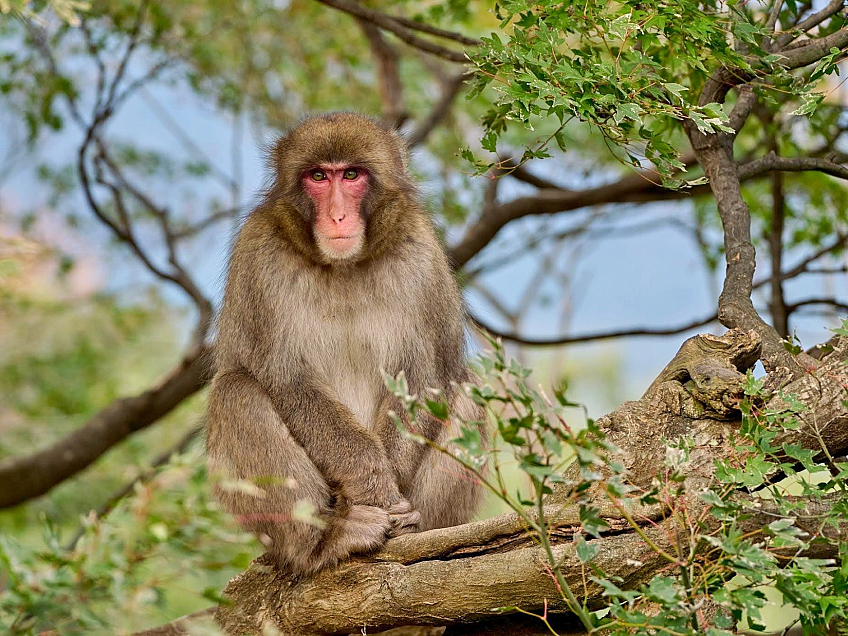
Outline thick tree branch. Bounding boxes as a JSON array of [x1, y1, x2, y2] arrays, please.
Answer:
[[686, 74, 803, 373], [447, 145, 842, 269], [0, 347, 210, 509], [774, 0, 846, 49], [780, 26, 848, 69]]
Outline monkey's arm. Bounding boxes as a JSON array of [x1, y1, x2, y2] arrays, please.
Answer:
[[269, 376, 408, 509], [207, 370, 395, 574]]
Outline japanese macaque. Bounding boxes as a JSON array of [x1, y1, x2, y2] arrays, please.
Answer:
[[206, 112, 485, 576]]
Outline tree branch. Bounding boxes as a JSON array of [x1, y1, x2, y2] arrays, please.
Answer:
[[469, 314, 718, 347], [406, 71, 469, 147], [686, 71, 803, 373], [787, 297, 848, 313], [780, 26, 848, 69], [0, 347, 210, 509], [315, 0, 470, 63], [774, 0, 845, 49], [213, 330, 848, 635], [358, 19, 407, 128]]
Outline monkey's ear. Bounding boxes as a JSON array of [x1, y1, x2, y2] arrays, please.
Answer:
[[270, 135, 290, 169], [388, 128, 411, 173]]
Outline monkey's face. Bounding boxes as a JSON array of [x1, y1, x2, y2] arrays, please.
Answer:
[[302, 163, 369, 262]]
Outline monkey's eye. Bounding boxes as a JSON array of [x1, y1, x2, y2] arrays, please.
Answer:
[[310, 170, 327, 181], [343, 168, 359, 180]]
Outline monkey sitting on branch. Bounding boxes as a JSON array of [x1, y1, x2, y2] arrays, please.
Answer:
[[206, 112, 485, 576]]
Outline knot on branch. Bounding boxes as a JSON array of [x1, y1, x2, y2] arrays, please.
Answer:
[[644, 329, 761, 419]]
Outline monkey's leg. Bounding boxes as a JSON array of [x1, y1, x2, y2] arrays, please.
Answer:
[[405, 441, 485, 532], [383, 389, 486, 533], [207, 371, 392, 574]]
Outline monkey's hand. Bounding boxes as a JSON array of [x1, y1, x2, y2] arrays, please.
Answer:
[[335, 505, 394, 555], [386, 499, 421, 537], [344, 467, 405, 509], [344, 469, 420, 535]]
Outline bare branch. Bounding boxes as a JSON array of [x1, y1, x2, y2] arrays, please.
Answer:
[[499, 157, 565, 190], [787, 297, 848, 312], [387, 14, 481, 47], [170, 206, 244, 240], [315, 0, 469, 63], [763, 0, 785, 50], [774, 0, 846, 49], [766, 0, 785, 32], [103, 0, 150, 109], [140, 89, 239, 192], [358, 19, 407, 128], [740, 151, 848, 180], [0, 347, 210, 510], [92, 144, 214, 339], [768, 131, 789, 337], [28, 10, 213, 341], [471, 227, 848, 346], [469, 314, 718, 346], [406, 71, 469, 147], [448, 171, 670, 268]]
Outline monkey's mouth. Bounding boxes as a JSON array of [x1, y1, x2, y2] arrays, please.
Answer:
[[317, 233, 364, 261]]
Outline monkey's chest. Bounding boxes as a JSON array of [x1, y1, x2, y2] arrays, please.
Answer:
[[297, 305, 411, 429]]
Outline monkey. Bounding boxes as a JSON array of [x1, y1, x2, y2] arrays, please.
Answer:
[[205, 112, 486, 576]]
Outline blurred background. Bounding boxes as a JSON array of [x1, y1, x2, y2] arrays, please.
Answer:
[[1, 0, 847, 632]]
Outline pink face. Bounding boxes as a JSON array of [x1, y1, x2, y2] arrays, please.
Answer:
[[302, 163, 369, 261]]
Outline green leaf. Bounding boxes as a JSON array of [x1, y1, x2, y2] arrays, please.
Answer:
[[576, 536, 600, 563]]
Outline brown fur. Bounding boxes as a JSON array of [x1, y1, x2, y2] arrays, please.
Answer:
[[206, 112, 486, 575]]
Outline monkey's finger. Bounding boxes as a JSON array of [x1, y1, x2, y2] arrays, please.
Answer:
[[389, 509, 421, 533], [385, 499, 413, 515]]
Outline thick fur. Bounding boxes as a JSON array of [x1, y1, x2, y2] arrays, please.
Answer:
[[206, 112, 485, 575]]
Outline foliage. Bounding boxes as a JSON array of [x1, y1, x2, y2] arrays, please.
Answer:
[[463, 0, 846, 187], [0, 0, 88, 26], [386, 333, 848, 634], [0, 447, 255, 634]]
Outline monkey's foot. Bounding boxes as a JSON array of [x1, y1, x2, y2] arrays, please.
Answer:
[[338, 505, 393, 555]]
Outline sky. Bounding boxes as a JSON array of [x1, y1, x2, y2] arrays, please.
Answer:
[[1, 42, 847, 420]]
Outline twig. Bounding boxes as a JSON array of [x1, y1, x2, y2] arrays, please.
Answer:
[[358, 19, 407, 128]]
